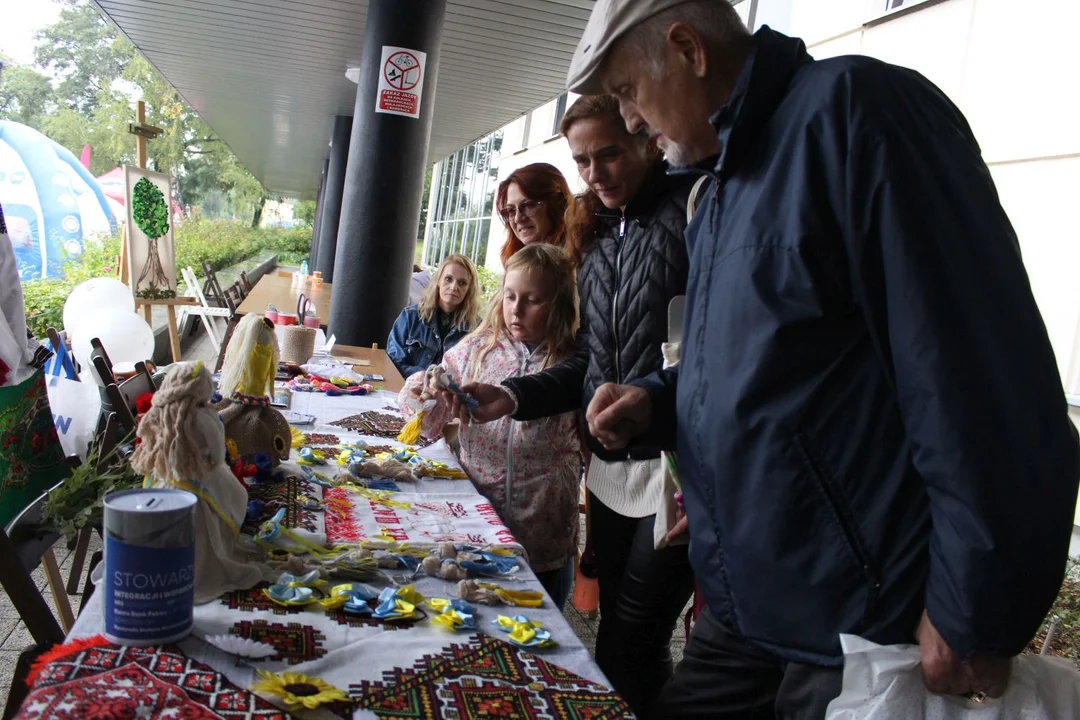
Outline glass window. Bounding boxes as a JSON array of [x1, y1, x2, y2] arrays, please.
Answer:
[[423, 128, 503, 267]]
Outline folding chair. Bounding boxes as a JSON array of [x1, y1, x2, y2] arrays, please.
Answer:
[[1, 457, 82, 719], [228, 281, 246, 305], [202, 261, 230, 308], [88, 338, 116, 387], [179, 266, 233, 355]]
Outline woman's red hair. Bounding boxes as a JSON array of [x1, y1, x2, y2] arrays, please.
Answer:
[[497, 163, 575, 267]]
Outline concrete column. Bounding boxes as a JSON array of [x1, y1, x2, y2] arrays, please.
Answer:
[[314, 116, 352, 281], [309, 154, 329, 271], [328, 0, 447, 346]]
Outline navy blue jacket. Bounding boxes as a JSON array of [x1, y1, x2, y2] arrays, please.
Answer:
[[636, 28, 1080, 666], [386, 304, 469, 379]]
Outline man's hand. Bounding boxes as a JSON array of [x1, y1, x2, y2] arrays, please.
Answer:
[[585, 383, 652, 451], [916, 610, 1010, 698], [451, 383, 515, 424]]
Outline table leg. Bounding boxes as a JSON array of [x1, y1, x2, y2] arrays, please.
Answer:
[[166, 305, 182, 363]]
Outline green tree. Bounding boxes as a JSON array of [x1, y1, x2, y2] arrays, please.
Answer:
[[293, 200, 317, 226], [417, 165, 433, 240], [34, 0, 131, 115], [0, 58, 55, 128], [18, 0, 273, 215]]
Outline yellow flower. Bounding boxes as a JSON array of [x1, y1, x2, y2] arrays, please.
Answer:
[[250, 669, 348, 711], [225, 438, 240, 459]]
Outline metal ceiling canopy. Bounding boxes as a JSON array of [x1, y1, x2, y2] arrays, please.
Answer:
[[91, 0, 595, 197]]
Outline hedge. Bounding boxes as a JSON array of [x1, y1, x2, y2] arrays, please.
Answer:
[[21, 219, 312, 338]]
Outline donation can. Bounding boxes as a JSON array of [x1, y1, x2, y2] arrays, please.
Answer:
[[103, 488, 197, 646]]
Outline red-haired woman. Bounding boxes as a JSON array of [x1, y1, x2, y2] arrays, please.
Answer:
[[496, 162, 575, 266]]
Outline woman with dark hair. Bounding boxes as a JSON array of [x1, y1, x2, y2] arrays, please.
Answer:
[[496, 162, 575, 266], [460, 95, 695, 716]]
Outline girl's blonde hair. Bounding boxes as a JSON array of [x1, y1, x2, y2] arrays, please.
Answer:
[[468, 243, 579, 378], [418, 254, 482, 331]]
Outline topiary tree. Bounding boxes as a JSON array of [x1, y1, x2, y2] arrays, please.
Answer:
[[132, 176, 174, 298]]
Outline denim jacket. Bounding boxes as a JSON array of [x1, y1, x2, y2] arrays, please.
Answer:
[[386, 304, 469, 379]]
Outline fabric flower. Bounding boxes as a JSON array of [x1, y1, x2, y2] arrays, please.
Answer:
[[134, 392, 155, 416], [250, 669, 348, 711]]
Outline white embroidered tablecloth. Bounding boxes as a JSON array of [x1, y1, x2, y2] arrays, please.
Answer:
[[56, 389, 628, 719]]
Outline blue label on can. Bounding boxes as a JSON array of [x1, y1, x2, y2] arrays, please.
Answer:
[[104, 537, 195, 642]]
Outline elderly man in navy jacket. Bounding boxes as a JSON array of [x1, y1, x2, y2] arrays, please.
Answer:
[[570, 1, 1080, 717]]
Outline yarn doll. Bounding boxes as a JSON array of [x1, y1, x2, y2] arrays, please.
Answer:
[[131, 361, 268, 603], [214, 314, 291, 467]]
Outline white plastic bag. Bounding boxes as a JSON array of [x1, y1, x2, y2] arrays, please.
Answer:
[[826, 634, 1080, 719], [45, 375, 101, 459]]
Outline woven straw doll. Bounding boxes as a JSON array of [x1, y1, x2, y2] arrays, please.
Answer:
[[131, 362, 266, 603], [214, 314, 291, 467]]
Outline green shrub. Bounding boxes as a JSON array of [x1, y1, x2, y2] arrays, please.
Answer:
[[476, 265, 501, 304], [21, 220, 313, 337]]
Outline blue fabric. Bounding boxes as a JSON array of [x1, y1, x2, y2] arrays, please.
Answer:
[[635, 28, 1080, 666], [386, 304, 469, 379], [43, 338, 76, 379], [0, 120, 117, 280]]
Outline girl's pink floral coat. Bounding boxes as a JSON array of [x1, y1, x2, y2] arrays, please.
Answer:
[[398, 330, 581, 572]]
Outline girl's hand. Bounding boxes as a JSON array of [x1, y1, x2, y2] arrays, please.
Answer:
[[420, 365, 444, 401], [454, 383, 514, 424]]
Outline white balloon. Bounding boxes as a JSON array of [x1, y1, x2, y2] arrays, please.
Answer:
[[63, 278, 135, 333], [72, 309, 155, 382]]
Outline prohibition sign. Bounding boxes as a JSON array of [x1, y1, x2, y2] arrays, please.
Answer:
[[384, 51, 422, 91]]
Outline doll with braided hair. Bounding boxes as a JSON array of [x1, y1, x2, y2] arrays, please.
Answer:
[[132, 361, 268, 602], [213, 313, 292, 467]]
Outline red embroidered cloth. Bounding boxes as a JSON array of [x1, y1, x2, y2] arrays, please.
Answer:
[[16, 637, 289, 720]]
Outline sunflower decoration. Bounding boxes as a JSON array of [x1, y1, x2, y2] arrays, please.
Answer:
[[251, 669, 348, 711]]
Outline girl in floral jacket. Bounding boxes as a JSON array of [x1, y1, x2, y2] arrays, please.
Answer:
[[399, 244, 582, 608]]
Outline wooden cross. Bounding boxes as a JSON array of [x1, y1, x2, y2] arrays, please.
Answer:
[[118, 101, 163, 285]]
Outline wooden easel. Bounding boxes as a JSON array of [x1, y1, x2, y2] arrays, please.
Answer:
[[117, 100, 195, 363]]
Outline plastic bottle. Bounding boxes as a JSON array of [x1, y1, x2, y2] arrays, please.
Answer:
[[300, 258, 309, 276]]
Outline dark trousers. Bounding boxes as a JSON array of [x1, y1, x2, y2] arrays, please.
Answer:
[[590, 492, 695, 718], [535, 557, 574, 611], [652, 608, 843, 719]]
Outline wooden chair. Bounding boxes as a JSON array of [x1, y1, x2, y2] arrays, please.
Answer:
[[0, 455, 82, 719], [240, 270, 254, 293], [88, 338, 115, 387], [103, 365, 155, 439], [179, 266, 234, 355], [202, 261, 230, 308], [228, 281, 246, 304]]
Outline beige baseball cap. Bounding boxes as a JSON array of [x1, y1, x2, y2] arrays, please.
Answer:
[[567, 0, 695, 94]]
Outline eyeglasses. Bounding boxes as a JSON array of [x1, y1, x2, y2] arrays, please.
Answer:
[[498, 199, 544, 224]]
